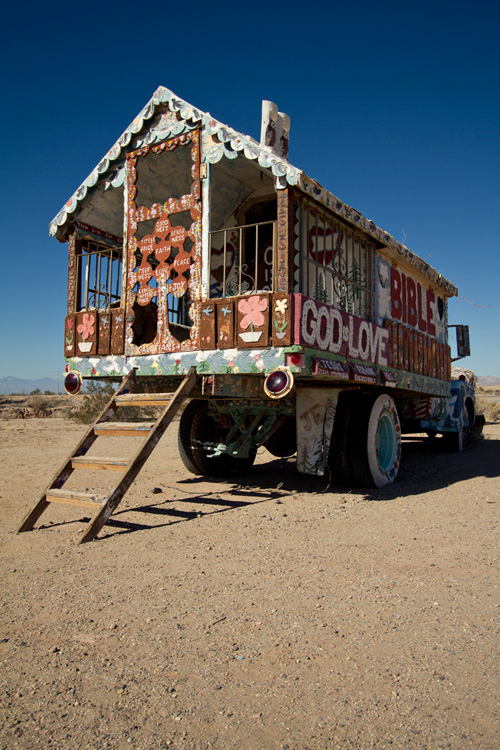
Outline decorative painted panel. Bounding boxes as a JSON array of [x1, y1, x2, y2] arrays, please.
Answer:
[[111, 308, 125, 354], [64, 314, 76, 357], [200, 302, 216, 350], [75, 311, 98, 356], [236, 294, 270, 349], [98, 312, 111, 355], [125, 131, 201, 356], [67, 234, 76, 314], [216, 300, 235, 349], [271, 293, 292, 347], [276, 190, 289, 292]]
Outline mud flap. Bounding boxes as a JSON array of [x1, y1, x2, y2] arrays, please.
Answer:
[[296, 388, 340, 475]]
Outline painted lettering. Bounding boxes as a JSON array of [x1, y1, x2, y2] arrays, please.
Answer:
[[417, 281, 427, 332], [358, 321, 370, 360], [301, 298, 317, 345], [329, 308, 343, 353], [299, 297, 389, 366], [426, 289, 436, 336], [348, 316, 359, 357], [407, 276, 417, 327], [391, 267, 402, 320], [391, 266, 437, 337]]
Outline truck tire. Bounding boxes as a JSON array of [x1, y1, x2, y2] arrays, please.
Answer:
[[328, 393, 356, 485], [178, 399, 256, 477], [178, 400, 205, 475], [265, 416, 297, 457], [348, 394, 401, 488]]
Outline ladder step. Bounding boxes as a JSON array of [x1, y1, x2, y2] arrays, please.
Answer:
[[72, 457, 130, 471], [94, 422, 155, 436], [46, 489, 103, 508], [115, 393, 173, 406]]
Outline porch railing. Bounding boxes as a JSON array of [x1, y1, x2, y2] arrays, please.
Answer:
[[208, 220, 277, 298]]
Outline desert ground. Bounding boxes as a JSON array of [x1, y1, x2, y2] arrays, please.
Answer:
[[0, 396, 499, 750]]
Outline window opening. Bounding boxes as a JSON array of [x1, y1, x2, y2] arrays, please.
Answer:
[[300, 198, 372, 319], [76, 239, 122, 311]]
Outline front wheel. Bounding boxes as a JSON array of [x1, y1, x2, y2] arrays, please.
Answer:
[[349, 394, 402, 488]]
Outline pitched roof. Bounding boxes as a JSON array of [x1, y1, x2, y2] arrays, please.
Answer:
[[50, 86, 457, 296]]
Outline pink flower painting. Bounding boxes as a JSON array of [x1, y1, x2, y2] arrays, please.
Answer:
[[77, 313, 95, 341], [238, 296, 268, 331]]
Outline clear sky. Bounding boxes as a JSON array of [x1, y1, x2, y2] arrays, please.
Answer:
[[1, 0, 498, 379]]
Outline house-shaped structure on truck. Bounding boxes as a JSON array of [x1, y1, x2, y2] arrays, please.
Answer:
[[51, 85, 474, 490]]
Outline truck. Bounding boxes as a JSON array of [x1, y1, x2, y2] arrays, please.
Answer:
[[53, 85, 482, 493]]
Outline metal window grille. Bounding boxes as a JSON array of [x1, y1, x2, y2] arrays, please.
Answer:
[[299, 199, 372, 319], [77, 240, 122, 311], [208, 220, 276, 298]]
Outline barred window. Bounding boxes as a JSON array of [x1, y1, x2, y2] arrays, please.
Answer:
[[298, 199, 373, 319], [76, 239, 122, 311]]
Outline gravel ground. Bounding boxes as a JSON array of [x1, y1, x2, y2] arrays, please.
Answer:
[[0, 416, 499, 750]]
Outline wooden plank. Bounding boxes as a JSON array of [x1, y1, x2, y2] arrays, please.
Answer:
[[47, 489, 102, 508], [94, 422, 154, 436], [79, 367, 197, 544], [235, 293, 270, 348], [17, 368, 137, 534], [115, 393, 173, 405], [72, 457, 129, 471], [216, 299, 234, 349]]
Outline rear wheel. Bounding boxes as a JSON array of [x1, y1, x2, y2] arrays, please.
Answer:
[[349, 394, 401, 488], [178, 400, 256, 477], [328, 393, 357, 485]]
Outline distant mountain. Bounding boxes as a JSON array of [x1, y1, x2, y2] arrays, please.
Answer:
[[477, 376, 500, 386], [0, 376, 61, 395]]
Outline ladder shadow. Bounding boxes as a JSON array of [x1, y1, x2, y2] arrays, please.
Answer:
[[99, 486, 284, 538]]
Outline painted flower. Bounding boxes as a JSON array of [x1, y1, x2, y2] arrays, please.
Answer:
[[275, 298, 288, 315], [77, 313, 95, 341], [238, 296, 268, 330]]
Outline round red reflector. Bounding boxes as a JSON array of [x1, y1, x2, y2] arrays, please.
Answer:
[[263, 368, 294, 399], [290, 354, 302, 365], [64, 371, 82, 395]]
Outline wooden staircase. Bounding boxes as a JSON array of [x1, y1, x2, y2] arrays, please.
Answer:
[[17, 367, 197, 544]]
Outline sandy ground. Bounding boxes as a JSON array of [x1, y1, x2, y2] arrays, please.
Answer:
[[0, 410, 499, 750]]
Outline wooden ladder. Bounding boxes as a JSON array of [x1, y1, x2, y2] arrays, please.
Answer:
[[17, 367, 197, 544]]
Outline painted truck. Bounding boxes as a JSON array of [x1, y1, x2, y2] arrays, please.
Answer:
[[54, 86, 481, 489]]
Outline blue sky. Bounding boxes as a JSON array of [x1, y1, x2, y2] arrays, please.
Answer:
[[1, 0, 498, 379]]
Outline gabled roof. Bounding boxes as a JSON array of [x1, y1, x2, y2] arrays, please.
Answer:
[[50, 86, 457, 296]]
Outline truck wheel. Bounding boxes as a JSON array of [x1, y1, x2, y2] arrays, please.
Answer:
[[349, 394, 401, 488], [328, 393, 356, 485], [178, 400, 204, 474], [178, 400, 256, 477], [265, 416, 297, 457]]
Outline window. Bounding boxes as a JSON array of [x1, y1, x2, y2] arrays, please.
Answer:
[[298, 198, 372, 319], [76, 239, 122, 311]]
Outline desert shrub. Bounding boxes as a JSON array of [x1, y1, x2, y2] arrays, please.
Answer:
[[27, 395, 51, 416], [66, 380, 160, 425], [475, 397, 500, 424]]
